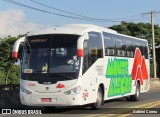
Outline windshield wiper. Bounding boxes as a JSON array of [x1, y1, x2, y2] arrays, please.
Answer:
[[27, 70, 47, 79], [34, 70, 47, 73], [46, 74, 73, 80]]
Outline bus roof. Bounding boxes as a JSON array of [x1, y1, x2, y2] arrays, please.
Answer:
[[27, 24, 147, 42], [27, 24, 117, 36]]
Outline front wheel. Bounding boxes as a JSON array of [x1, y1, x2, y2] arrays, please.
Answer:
[[130, 83, 140, 101], [91, 87, 103, 110]]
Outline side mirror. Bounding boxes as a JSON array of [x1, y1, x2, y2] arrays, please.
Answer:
[[77, 33, 88, 57], [77, 49, 84, 57], [12, 37, 25, 59]]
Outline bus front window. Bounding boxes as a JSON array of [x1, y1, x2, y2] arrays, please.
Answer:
[[49, 35, 80, 74], [22, 36, 50, 73], [22, 34, 80, 80], [49, 48, 79, 73]]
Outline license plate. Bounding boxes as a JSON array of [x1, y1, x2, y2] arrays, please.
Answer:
[[41, 98, 52, 102]]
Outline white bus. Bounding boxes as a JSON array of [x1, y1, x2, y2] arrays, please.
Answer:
[[12, 24, 150, 109]]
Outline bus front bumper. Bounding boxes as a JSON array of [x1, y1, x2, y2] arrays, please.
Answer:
[[20, 92, 82, 106]]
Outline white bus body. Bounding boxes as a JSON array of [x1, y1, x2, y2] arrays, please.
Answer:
[[12, 24, 150, 109]]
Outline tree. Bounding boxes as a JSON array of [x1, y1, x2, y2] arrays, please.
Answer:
[[0, 36, 22, 84], [109, 22, 160, 78]]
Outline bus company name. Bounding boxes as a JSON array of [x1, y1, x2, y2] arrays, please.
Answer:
[[106, 58, 132, 97], [30, 38, 47, 43], [28, 82, 36, 86]]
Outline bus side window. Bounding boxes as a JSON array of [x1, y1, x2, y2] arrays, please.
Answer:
[[135, 40, 143, 55], [103, 32, 115, 56], [115, 36, 126, 57], [126, 38, 134, 58], [143, 42, 148, 59], [88, 32, 103, 67], [142, 41, 149, 59], [82, 41, 89, 74]]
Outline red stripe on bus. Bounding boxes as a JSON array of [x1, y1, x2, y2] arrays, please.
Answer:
[[12, 52, 18, 59], [77, 49, 84, 57]]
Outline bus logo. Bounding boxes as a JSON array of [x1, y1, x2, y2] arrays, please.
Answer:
[[46, 87, 49, 90], [56, 83, 65, 88]]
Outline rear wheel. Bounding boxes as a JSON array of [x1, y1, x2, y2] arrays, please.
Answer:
[[130, 83, 140, 101], [91, 87, 103, 110], [125, 96, 130, 101]]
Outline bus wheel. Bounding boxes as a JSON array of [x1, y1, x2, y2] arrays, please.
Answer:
[[130, 83, 140, 101], [125, 96, 130, 101], [91, 87, 103, 110]]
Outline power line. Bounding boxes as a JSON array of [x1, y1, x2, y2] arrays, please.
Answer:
[[29, 0, 98, 20], [155, 15, 160, 22], [2, 0, 119, 22], [30, 0, 144, 21], [3, 0, 99, 22], [141, 15, 151, 22], [125, 16, 146, 22], [3, 0, 152, 24], [3, 0, 145, 23], [29, 0, 142, 22]]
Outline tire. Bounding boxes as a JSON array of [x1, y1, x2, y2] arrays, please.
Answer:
[[91, 87, 103, 110], [125, 96, 130, 101], [130, 83, 140, 101]]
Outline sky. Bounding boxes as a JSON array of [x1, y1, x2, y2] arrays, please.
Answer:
[[0, 0, 160, 38]]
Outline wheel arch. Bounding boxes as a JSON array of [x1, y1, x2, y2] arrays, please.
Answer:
[[137, 80, 140, 90], [99, 83, 105, 104]]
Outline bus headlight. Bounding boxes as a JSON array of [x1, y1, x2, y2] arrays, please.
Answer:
[[64, 86, 81, 95], [20, 87, 32, 94]]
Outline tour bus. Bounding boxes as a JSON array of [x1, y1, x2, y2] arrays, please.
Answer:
[[12, 24, 150, 109]]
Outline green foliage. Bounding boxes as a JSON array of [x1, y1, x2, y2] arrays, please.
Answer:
[[0, 36, 22, 84], [150, 62, 154, 78], [8, 65, 20, 84], [0, 69, 5, 84]]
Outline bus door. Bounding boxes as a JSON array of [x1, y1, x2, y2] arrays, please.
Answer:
[[81, 32, 104, 90]]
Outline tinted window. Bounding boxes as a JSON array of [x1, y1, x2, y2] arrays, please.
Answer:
[[22, 35, 51, 72], [22, 34, 81, 83], [82, 41, 89, 74], [22, 34, 80, 74], [103, 32, 148, 59], [126, 38, 135, 58], [88, 32, 103, 66], [103, 32, 115, 56], [49, 35, 80, 73], [134, 40, 143, 56], [141, 41, 149, 59], [115, 36, 126, 57]]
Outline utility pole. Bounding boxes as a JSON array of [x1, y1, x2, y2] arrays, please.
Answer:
[[151, 11, 157, 79], [142, 11, 160, 79]]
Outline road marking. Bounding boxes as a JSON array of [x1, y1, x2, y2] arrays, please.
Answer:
[[85, 114, 103, 117], [85, 100, 160, 117], [146, 102, 160, 108], [118, 102, 160, 117], [100, 101, 160, 116]]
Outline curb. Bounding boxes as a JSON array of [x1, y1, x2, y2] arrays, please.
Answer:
[[150, 78, 160, 88]]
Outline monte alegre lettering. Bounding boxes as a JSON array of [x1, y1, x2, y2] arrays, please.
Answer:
[[106, 58, 132, 97]]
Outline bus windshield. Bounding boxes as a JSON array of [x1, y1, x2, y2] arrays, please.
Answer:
[[22, 34, 80, 79]]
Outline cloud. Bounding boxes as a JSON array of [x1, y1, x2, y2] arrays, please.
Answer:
[[0, 9, 42, 38]]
